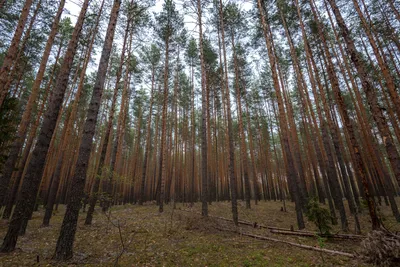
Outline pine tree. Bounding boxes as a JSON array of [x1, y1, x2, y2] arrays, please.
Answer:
[[0, 0, 91, 252], [154, 0, 184, 213], [0, 0, 33, 107], [54, 0, 122, 260], [0, 0, 66, 208]]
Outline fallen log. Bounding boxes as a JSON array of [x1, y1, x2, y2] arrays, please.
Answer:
[[218, 228, 355, 258], [177, 209, 363, 239], [270, 229, 362, 240]]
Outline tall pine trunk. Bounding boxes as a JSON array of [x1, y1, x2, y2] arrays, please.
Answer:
[[158, 35, 170, 213], [0, 0, 33, 107], [53, 0, 121, 260], [257, 0, 304, 229], [219, 0, 238, 225], [326, 0, 400, 190], [198, 0, 208, 217], [139, 65, 156, 205], [0, 0, 65, 206], [0, 0, 90, 253], [310, 0, 380, 230]]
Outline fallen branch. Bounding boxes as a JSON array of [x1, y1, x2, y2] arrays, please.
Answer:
[[218, 228, 355, 258], [177, 209, 363, 239], [270, 229, 362, 240], [103, 210, 150, 266]]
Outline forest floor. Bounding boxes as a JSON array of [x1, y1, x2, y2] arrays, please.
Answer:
[[0, 199, 399, 266]]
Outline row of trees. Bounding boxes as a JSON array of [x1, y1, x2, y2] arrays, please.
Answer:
[[0, 0, 399, 260]]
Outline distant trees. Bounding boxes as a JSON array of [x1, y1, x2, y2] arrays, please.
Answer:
[[138, 44, 160, 205], [154, 0, 184, 213]]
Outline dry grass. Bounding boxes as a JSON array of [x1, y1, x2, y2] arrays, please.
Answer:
[[0, 199, 398, 266]]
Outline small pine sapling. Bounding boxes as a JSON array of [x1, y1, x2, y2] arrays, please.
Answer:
[[305, 197, 332, 235]]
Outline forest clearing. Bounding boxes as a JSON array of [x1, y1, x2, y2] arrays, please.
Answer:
[[1, 200, 398, 266], [1, 0, 400, 266]]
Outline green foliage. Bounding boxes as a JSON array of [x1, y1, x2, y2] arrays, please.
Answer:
[[305, 197, 332, 235], [186, 37, 199, 66], [203, 38, 218, 69], [126, 1, 152, 30], [223, 2, 244, 35], [154, 0, 184, 43], [140, 43, 161, 68], [57, 17, 74, 46], [317, 235, 327, 248]]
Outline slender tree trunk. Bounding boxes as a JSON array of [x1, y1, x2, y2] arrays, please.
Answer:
[[159, 36, 170, 213], [326, 0, 400, 189], [139, 67, 156, 205], [245, 99, 260, 204], [257, 0, 304, 229], [198, 0, 208, 217], [53, 0, 121, 260], [231, 33, 251, 209], [190, 60, 195, 205], [310, 0, 380, 230], [0, 0, 90, 253], [387, 0, 400, 22], [0, 0, 33, 107], [0, 0, 65, 209], [103, 25, 134, 212], [219, 0, 238, 225]]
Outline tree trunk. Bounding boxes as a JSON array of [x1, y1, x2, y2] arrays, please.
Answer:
[[0, 0, 33, 107], [326, 0, 400, 189], [159, 36, 170, 213], [309, 0, 380, 230], [53, 0, 121, 260], [85, 10, 130, 224], [257, 0, 305, 229], [139, 66, 156, 205], [0, 0, 90, 253], [219, 0, 238, 225], [231, 32, 251, 210], [198, 0, 208, 217]]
